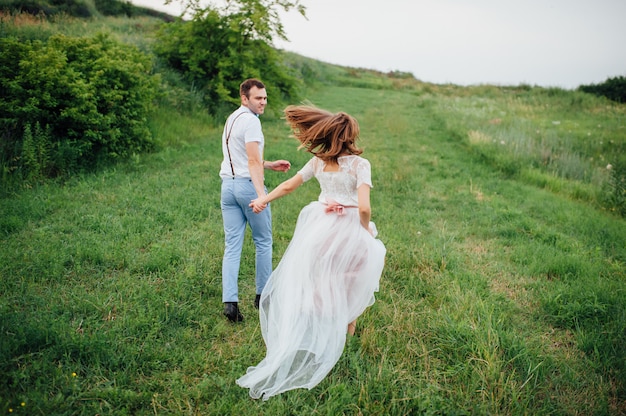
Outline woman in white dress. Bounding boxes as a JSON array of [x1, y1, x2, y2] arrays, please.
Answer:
[[236, 105, 386, 400]]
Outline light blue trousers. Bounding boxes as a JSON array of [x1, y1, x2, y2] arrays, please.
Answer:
[[220, 178, 272, 303]]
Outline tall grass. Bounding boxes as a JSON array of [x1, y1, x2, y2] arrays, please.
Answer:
[[1, 12, 625, 416], [436, 85, 626, 212]]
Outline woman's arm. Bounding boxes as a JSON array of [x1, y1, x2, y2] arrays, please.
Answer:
[[250, 174, 304, 213], [357, 184, 371, 231]]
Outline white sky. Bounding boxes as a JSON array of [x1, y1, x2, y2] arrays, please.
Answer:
[[130, 0, 626, 89]]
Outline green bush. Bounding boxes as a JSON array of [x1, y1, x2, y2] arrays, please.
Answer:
[[94, 0, 133, 16], [153, 6, 300, 116], [21, 122, 53, 181], [0, 33, 159, 183], [579, 75, 626, 103]]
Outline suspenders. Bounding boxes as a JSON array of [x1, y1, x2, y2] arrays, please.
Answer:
[[225, 112, 246, 177]]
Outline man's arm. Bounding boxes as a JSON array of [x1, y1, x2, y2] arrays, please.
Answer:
[[246, 141, 266, 198]]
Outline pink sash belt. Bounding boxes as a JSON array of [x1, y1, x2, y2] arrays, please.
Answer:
[[324, 199, 357, 216]]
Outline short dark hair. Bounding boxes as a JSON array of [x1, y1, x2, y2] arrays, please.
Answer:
[[240, 79, 265, 98]]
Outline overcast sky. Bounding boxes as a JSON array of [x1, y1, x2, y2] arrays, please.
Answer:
[[130, 0, 626, 89]]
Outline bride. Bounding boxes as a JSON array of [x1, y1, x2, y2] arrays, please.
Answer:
[[236, 105, 386, 400]]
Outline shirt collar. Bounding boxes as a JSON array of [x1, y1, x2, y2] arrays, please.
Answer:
[[239, 105, 260, 117]]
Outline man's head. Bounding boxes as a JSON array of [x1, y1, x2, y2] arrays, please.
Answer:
[[240, 79, 267, 115]]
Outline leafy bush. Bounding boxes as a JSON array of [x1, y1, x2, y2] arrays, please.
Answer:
[[579, 75, 626, 103], [93, 0, 173, 19], [94, 0, 133, 17], [0, 33, 159, 183], [21, 122, 53, 181], [153, 6, 300, 116]]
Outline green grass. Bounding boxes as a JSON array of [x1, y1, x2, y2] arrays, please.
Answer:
[[2, 83, 625, 415], [1, 12, 626, 416]]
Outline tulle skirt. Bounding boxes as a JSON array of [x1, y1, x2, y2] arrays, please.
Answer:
[[236, 201, 386, 400]]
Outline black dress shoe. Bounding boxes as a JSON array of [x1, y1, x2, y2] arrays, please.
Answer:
[[223, 302, 244, 322], [254, 294, 261, 309]]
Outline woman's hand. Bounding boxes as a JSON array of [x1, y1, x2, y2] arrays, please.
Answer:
[[250, 198, 268, 213], [367, 221, 378, 237]]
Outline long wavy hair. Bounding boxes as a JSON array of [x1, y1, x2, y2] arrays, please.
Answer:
[[284, 105, 363, 162]]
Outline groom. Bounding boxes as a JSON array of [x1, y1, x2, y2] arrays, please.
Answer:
[[219, 79, 291, 322]]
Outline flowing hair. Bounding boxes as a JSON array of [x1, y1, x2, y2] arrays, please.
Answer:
[[284, 105, 363, 162]]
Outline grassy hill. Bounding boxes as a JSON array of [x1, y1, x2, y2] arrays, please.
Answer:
[[1, 9, 625, 415], [0, 0, 176, 20]]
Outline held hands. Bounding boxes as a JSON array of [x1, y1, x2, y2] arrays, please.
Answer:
[[250, 198, 268, 213], [252, 159, 289, 213], [266, 159, 291, 172]]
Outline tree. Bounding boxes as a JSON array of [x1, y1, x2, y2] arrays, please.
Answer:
[[165, 0, 306, 42], [579, 75, 626, 103], [155, 0, 307, 115]]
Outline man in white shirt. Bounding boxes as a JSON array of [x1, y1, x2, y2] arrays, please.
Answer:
[[219, 79, 291, 322]]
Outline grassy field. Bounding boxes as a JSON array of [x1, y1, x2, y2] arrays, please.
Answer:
[[2, 13, 626, 416]]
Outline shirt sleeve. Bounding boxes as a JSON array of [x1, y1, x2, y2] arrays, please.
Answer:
[[243, 115, 264, 143], [297, 157, 317, 182], [356, 158, 373, 188]]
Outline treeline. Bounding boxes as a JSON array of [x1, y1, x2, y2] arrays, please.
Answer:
[[0, 0, 175, 20], [579, 75, 626, 103]]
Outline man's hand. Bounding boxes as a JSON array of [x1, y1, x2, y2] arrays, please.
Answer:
[[266, 160, 291, 172]]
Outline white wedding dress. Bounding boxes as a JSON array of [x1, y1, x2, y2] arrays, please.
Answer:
[[236, 155, 386, 400]]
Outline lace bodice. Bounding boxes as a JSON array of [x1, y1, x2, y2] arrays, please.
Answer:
[[298, 155, 372, 206]]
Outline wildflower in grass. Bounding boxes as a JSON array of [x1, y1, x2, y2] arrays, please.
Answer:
[[72, 372, 77, 377], [607, 164, 613, 170]]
